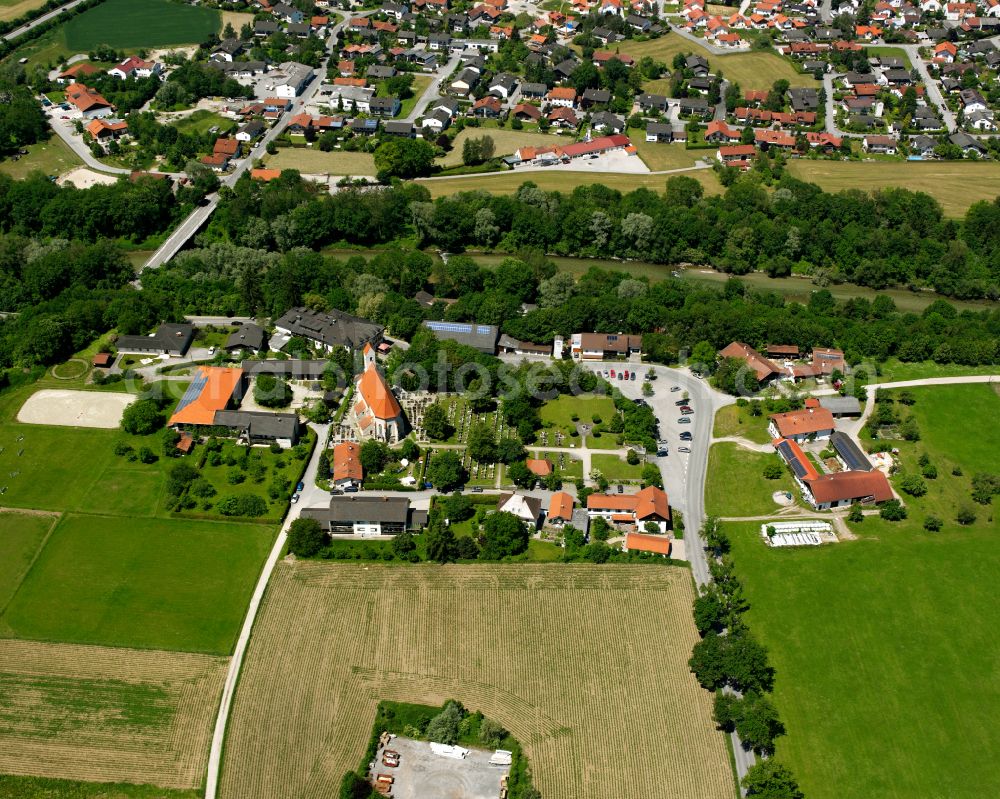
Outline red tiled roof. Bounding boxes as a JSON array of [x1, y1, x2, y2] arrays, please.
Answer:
[[525, 458, 553, 476], [333, 441, 363, 482], [356, 364, 402, 420], [168, 366, 244, 426], [805, 470, 893, 504], [548, 491, 574, 521], [718, 341, 780, 382], [625, 532, 672, 555], [770, 407, 835, 438]]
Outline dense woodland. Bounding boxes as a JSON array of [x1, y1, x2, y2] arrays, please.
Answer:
[[0, 169, 998, 370]]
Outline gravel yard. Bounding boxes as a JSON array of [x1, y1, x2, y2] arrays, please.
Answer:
[[17, 390, 135, 429]]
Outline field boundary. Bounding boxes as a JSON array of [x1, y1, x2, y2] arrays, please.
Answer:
[[0, 508, 60, 619]]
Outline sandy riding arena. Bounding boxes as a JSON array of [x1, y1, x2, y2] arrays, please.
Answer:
[[17, 390, 135, 429]]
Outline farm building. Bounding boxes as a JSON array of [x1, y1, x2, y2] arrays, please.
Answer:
[[213, 410, 300, 448], [820, 396, 862, 417], [167, 366, 246, 428], [301, 495, 427, 536], [623, 532, 672, 557], [830, 430, 874, 472], [768, 407, 835, 442], [117, 322, 194, 356], [802, 470, 893, 510], [586, 486, 670, 532]]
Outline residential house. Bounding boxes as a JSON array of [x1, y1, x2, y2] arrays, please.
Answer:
[[332, 441, 364, 488], [547, 491, 575, 526], [108, 55, 161, 80], [863, 134, 898, 154], [489, 73, 517, 100], [717, 143, 756, 168], [547, 86, 578, 108], [645, 121, 673, 142], [767, 407, 835, 442], [65, 83, 113, 118], [590, 111, 624, 133], [497, 493, 543, 527], [472, 95, 502, 117], [717, 342, 781, 383], [117, 322, 194, 356], [586, 486, 671, 532], [302, 496, 427, 535], [581, 87, 612, 108], [223, 323, 268, 354], [85, 118, 128, 140], [512, 103, 542, 122]]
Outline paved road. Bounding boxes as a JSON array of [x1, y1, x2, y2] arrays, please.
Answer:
[[203, 422, 330, 799], [900, 43, 957, 133], [1, 0, 86, 41], [184, 315, 255, 327], [404, 50, 462, 123]]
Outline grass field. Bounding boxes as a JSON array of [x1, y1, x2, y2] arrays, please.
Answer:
[[712, 404, 771, 444], [63, 0, 220, 49], [591, 452, 645, 481], [417, 166, 721, 199], [0, 511, 58, 615], [0, 137, 82, 180], [0, 639, 227, 789], [539, 394, 615, 436], [872, 359, 1000, 382], [633, 140, 710, 171], [728, 383, 1000, 799], [705, 442, 795, 517], [865, 45, 912, 68], [0, 513, 274, 654], [0, 0, 46, 23], [170, 109, 235, 136], [440, 128, 564, 167], [218, 563, 733, 799], [625, 34, 817, 90], [0, 776, 201, 799], [266, 147, 376, 175], [787, 160, 1000, 217]]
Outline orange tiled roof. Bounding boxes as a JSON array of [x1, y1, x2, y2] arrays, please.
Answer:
[[625, 532, 672, 555], [525, 458, 553, 476], [168, 366, 244, 426], [251, 168, 281, 181], [770, 407, 835, 437], [356, 364, 402, 420], [548, 491, 574, 521], [333, 441, 363, 482]]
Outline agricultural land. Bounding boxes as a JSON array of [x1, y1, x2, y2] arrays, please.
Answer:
[[219, 563, 733, 799], [725, 384, 1000, 799]]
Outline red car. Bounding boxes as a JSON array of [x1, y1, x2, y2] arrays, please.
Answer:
[[623, 370, 630, 379], [610, 369, 616, 378]]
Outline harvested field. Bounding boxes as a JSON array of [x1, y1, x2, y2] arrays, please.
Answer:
[[0, 0, 47, 23], [220, 563, 731, 799], [16, 389, 134, 429], [0, 639, 227, 789]]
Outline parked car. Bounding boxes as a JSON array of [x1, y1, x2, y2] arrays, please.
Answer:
[[630, 372, 636, 380], [678, 446, 691, 453], [617, 484, 624, 493], [290, 493, 300, 503], [678, 417, 691, 424], [603, 370, 609, 378], [634, 399, 647, 407], [471, 486, 483, 493], [670, 386, 681, 392], [296, 481, 305, 492], [680, 431, 693, 441], [680, 407, 693, 415], [344, 485, 359, 492], [610, 369, 616, 378], [623, 370, 630, 379]]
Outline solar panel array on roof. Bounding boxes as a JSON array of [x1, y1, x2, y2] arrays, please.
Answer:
[[174, 372, 209, 414], [476, 325, 493, 335], [426, 321, 473, 334], [777, 440, 812, 479], [831, 431, 872, 472]]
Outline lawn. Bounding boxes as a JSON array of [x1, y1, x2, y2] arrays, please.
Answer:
[[633, 140, 709, 171], [0, 137, 82, 180], [0, 511, 57, 615], [865, 45, 912, 68], [591, 452, 645, 481], [266, 147, 376, 175], [786, 160, 1000, 218], [63, 0, 220, 49], [440, 127, 564, 167], [389, 74, 431, 119], [626, 34, 817, 90], [705, 442, 794, 517], [872, 359, 1000, 383], [726, 383, 1000, 799], [538, 393, 616, 445], [535, 450, 584, 480], [171, 109, 236, 136], [712, 403, 771, 444], [0, 513, 275, 654], [416, 167, 722, 199]]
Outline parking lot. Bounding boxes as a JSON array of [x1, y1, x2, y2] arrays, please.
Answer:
[[371, 736, 509, 799]]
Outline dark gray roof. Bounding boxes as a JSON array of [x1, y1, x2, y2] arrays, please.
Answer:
[[214, 410, 299, 439], [521, 81, 547, 95], [274, 307, 383, 350], [421, 319, 499, 352], [819, 396, 861, 415], [117, 322, 194, 355], [303, 495, 414, 524], [224, 322, 267, 351], [582, 88, 611, 103], [242, 359, 332, 378], [830, 431, 873, 472]]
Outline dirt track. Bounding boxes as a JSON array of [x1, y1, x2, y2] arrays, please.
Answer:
[[17, 389, 135, 429]]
